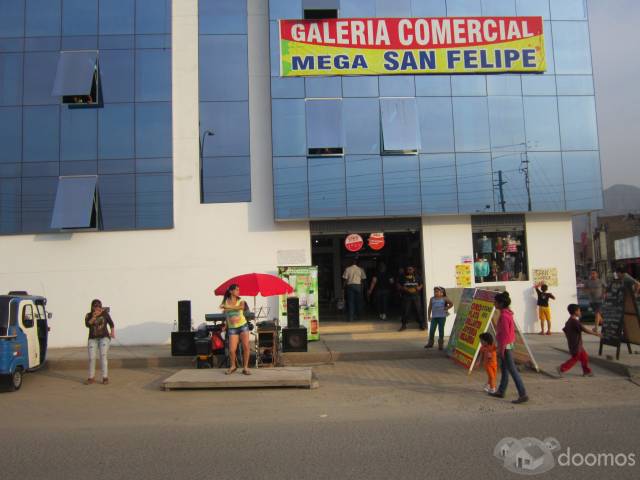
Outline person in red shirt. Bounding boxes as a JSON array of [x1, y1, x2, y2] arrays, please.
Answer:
[[557, 304, 600, 377], [479, 332, 498, 394]]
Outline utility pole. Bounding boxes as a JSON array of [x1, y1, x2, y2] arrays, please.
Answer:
[[519, 153, 532, 212], [494, 170, 507, 212]]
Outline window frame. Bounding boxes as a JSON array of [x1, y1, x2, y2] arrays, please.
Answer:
[[50, 175, 101, 231]]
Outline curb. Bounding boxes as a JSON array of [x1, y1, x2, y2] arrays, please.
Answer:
[[46, 356, 193, 371]]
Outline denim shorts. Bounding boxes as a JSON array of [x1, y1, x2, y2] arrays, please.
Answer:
[[227, 324, 250, 336]]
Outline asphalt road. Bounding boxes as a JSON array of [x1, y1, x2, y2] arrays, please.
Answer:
[[2, 358, 639, 480]]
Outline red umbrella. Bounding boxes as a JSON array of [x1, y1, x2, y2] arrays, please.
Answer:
[[214, 273, 294, 297]]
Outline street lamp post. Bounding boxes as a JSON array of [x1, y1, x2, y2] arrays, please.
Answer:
[[199, 130, 215, 203]]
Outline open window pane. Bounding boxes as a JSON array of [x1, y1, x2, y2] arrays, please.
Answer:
[[380, 98, 420, 153], [306, 99, 343, 156], [52, 51, 98, 103], [51, 175, 98, 229]]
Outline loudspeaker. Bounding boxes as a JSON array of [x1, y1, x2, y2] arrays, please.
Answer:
[[171, 331, 196, 356], [282, 327, 308, 352], [286, 297, 300, 328], [178, 300, 191, 332]]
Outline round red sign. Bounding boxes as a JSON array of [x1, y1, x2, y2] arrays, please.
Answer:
[[344, 234, 364, 252], [368, 233, 385, 251]]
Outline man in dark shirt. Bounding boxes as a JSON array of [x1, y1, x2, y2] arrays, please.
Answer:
[[557, 304, 600, 377], [398, 266, 425, 331]]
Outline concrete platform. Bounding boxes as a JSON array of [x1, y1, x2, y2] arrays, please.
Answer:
[[162, 367, 316, 390]]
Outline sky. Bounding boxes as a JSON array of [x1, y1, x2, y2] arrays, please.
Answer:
[[588, 0, 640, 188]]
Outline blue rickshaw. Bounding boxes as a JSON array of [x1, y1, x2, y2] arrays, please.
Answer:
[[0, 292, 51, 391]]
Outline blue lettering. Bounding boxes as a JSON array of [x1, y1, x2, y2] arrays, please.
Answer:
[[384, 51, 399, 71], [464, 50, 479, 69], [292, 56, 314, 71], [419, 51, 436, 69], [447, 50, 461, 69], [495, 49, 502, 68], [504, 50, 520, 68], [318, 55, 331, 70], [334, 55, 350, 69], [352, 54, 368, 69], [401, 51, 418, 71], [480, 50, 494, 68], [522, 49, 536, 68]]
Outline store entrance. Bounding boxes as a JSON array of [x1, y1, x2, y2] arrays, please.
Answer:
[[311, 220, 423, 322]]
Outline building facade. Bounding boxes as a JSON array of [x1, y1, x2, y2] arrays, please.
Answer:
[[0, 0, 602, 347]]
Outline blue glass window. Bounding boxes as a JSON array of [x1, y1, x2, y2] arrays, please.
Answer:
[[99, 0, 135, 35], [135, 49, 171, 102], [269, 22, 279, 77], [342, 77, 379, 98], [134, 34, 171, 49], [98, 104, 134, 159], [99, 50, 134, 103], [447, 0, 481, 16], [51, 175, 98, 229], [543, 21, 555, 74], [98, 174, 135, 230], [60, 161, 97, 176], [23, 52, 59, 105], [272, 99, 306, 157], [99, 159, 135, 175], [0, 38, 25, 53], [380, 98, 421, 153], [451, 76, 486, 96], [0, 0, 25, 38], [415, 76, 451, 97], [271, 77, 305, 99], [305, 77, 341, 98], [563, 151, 602, 210], [62, 0, 98, 36], [416, 97, 454, 153], [481, 0, 516, 15], [308, 156, 346, 218], [303, 0, 339, 9], [25, 37, 61, 51], [199, 35, 248, 102], [488, 96, 525, 151], [60, 107, 97, 161], [61, 36, 98, 50], [306, 99, 343, 153], [135, 103, 172, 158], [346, 155, 383, 217], [552, 21, 592, 75], [456, 153, 493, 213], [23, 105, 59, 162], [21, 177, 57, 233], [523, 97, 560, 150], [135, 0, 171, 35], [379, 76, 415, 97], [199, 0, 247, 35], [136, 173, 172, 228], [25, 0, 61, 37], [340, 0, 375, 17], [550, 0, 587, 20], [273, 156, 308, 219], [52, 51, 98, 97], [22, 162, 58, 177], [521, 75, 556, 96], [0, 163, 20, 178], [199, 101, 250, 156], [269, 0, 302, 20], [527, 152, 565, 211], [99, 35, 135, 50], [420, 153, 458, 214], [557, 96, 598, 151], [487, 75, 521, 96], [0, 177, 20, 234], [343, 98, 380, 155], [515, 0, 549, 19], [491, 152, 528, 212], [452, 97, 490, 152], [383, 155, 421, 216], [0, 107, 21, 163], [556, 75, 594, 96], [376, 0, 412, 16], [136, 158, 171, 173], [410, 0, 446, 16], [202, 156, 251, 203]]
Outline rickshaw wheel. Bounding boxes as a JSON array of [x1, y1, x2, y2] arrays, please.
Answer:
[[9, 369, 23, 391]]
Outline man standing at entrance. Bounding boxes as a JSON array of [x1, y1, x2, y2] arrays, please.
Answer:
[[343, 258, 366, 322], [584, 270, 606, 333], [399, 266, 425, 331]]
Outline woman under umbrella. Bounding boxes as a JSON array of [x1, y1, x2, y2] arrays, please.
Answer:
[[220, 284, 251, 375]]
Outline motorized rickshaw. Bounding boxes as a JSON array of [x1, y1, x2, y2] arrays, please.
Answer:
[[0, 292, 51, 391]]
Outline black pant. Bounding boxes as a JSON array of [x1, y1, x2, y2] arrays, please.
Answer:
[[401, 294, 424, 326], [375, 289, 390, 316]]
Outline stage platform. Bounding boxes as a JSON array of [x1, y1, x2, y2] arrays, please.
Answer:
[[162, 367, 317, 390]]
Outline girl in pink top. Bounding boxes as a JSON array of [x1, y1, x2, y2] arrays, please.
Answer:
[[489, 292, 529, 404]]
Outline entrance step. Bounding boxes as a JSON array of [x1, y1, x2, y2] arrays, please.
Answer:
[[320, 321, 407, 334], [162, 367, 316, 390]]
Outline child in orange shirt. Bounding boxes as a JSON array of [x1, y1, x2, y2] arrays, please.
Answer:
[[479, 332, 498, 394]]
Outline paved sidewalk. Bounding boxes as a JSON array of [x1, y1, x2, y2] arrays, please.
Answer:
[[45, 322, 640, 379]]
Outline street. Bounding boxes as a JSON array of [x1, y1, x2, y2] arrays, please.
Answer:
[[2, 357, 639, 479]]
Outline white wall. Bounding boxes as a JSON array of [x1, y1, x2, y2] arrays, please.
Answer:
[[422, 213, 577, 334], [0, 0, 310, 347]]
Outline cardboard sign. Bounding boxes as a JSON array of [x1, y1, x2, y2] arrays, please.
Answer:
[[455, 264, 473, 288], [532, 268, 558, 287]]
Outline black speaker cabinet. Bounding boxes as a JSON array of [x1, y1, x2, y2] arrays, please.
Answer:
[[286, 296, 300, 328], [171, 331, 196, 356], [178, 300, 191, 332], [282, 327, 307, 353]]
